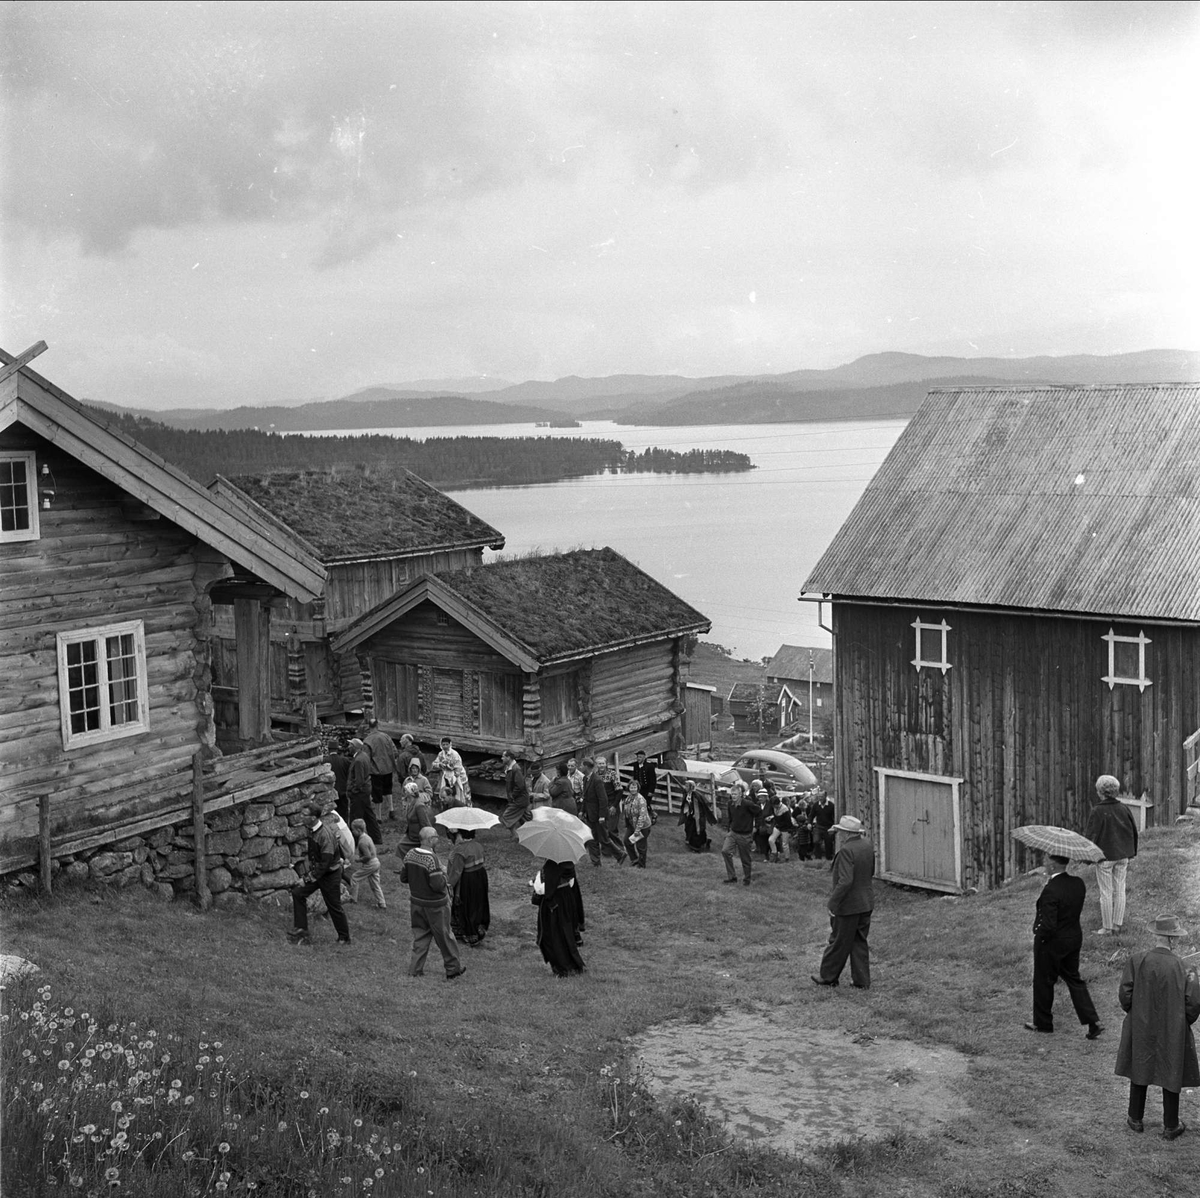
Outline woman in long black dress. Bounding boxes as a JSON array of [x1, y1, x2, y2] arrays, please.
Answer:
[[446, 829, 490, 945], [678, 779, 712, 852], [534, 859, 585, 976]]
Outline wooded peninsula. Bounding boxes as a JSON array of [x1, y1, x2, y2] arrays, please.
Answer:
[[95, 409, 754, 489]]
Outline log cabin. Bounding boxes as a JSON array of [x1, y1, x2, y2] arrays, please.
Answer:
[[330, 547, 711, 780], [803, 384, 1200, 893], [0, 349, 326, 872], [766, 644, 833, 732], [207, 469, 505, 724]]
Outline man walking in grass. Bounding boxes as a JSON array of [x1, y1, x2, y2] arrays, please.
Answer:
[[721, 780, 760, 887], [812, 814, 874, 988], [288, 802, 351, 947], [1115, 913, 1199, 1139], [1025, 855, 1103, 1039], [1084, 774, 1138, 935], [581, 756, 626, 866], [400, 826, 465, 980]]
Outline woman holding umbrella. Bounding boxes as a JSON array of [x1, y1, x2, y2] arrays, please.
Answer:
[[438, 807, 499, 947], [517, 807, 590, 976]]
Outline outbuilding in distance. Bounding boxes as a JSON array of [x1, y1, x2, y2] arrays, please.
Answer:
[[803, 383, 1200, 893]]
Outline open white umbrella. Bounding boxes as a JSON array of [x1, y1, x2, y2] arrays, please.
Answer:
[[516, 806, 592, 863], [435, 807, 500, 832], [1012, 825, 1105, 863]]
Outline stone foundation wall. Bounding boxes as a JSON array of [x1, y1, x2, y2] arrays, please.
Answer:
[[15, 776, 335, 905]]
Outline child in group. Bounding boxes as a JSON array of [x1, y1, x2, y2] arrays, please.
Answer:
[[792, 804, 815, 861], [348, 817, 386, 909], [767, 797, 797, 863]]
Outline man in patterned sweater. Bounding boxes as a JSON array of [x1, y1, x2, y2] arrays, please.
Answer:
[[399, 826, 466, 980]]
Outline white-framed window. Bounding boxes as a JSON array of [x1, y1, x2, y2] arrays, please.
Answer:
[[56, 621, 150, 749], [1102, 627, 1152, 693], [911, 616, 951, 674], [0, 451, 40, 542]]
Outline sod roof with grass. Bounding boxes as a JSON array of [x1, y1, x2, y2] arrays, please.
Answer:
[[219, 468, 505, 564], [336, 547, 711, 665]]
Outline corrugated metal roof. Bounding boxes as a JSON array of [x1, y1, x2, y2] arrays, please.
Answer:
[[803, 385, 1200, 622], [766, 644, 833, 683]]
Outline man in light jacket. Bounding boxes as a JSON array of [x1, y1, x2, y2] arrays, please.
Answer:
[[1115, 913, 1199, 1139], [812, 814, 875, 989], [1084, 773, 1139, 935]]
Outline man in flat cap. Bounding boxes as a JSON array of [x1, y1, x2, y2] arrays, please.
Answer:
[[1084, 773, 1138, 935], [1116, 914, 1199, 1139]]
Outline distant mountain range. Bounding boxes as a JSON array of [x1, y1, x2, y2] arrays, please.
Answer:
[[104, 349, 1200, 431]]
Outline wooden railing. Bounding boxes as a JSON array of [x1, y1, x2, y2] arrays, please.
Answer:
[[1186, 728, 1200, 810], [611, 764, 723, 818], [9, 737, 329, 882]]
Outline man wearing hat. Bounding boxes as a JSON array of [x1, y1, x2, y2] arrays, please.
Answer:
[[1026, 855, 1103, 1039], [812, 814, 875, 988], [1084, 773, 1138, 935], [288, 802, 351, 946], [1115, 914, 1200, 1139]]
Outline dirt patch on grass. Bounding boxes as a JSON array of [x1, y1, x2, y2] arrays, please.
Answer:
[[633, 1007, 970, 1158]]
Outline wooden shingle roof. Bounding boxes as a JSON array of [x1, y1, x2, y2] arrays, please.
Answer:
[[804, 384, 1200, 623], [217, 468, 505, 564], [334, 547, 711, 669]]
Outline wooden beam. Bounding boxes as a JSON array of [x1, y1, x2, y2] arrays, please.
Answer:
[[0, 341, 48, 385], [192, 753, 212, 910], [234, 598, 273, 743], [38, 794, 52, 896]]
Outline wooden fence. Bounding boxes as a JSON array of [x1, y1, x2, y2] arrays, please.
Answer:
[[13, 737, 330, 890], [611, 763, 724, 819]]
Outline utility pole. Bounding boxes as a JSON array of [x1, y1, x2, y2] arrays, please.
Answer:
[[808, 649, 814, 745]]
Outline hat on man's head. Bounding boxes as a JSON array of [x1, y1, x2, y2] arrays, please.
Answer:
[[636, 749, 646, 757], [582, 756, 595, 768], [348, 737, 365, 750], [1095, 774, 1121, 798], [832, 814, 864, 835], [1153, 913, 1187, 938]]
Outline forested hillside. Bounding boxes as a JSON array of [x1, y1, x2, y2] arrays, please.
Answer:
[[96, 410, 752, 488]]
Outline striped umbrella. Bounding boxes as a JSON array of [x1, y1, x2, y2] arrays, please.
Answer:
[[1012, 825, 1105, 863]]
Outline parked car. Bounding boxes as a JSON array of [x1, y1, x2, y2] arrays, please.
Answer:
[[725, 748, 818, 796]]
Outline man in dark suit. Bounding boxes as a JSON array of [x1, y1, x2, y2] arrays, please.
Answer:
[[1026, 855, 1103, 1038], [581, 756, 626, 866], [812, 814, 875, 988], [631, 750, 658, 821]]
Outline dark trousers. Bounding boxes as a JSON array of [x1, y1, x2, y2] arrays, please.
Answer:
[[584, 809, 626, 865], [721, 830, 753, 881], [817, 828, 835, 859], [291, 868, 350, 941], [409, 901, 462, 977], [818, 911, 871, 987], [350, 793, 382, 844], [624, 827, 650, 868], [1031, 936, 1099, 1030], [1128, 1083, 1180, 1129]]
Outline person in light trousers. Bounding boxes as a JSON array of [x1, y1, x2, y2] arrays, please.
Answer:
[[1084, 774, 1138, 935], [348, 818, 386, 909]]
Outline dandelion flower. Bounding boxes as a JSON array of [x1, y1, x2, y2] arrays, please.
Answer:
[[181, 1151, 196, 1162], [104, 1169, 119, 1183], [278, 1121, 288, 1132], [58, 1060, 70, 1071], [353, 1118, 363, 1128], [318, 1107, 329, 1116], [218, 1142, 230, 1154], [184, 1096, 194, 1105], [81, 1125, 96, 1135], [299, 1090, 309, 1099], [375, 1168, 384, 1178]]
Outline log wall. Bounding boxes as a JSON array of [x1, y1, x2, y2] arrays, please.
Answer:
[[832, 603, 1200, 889], [0, 428, 221, 863]]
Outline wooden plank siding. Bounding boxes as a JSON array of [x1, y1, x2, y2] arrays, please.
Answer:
[[0, 432, 220, 863], [833, 602, 1200, 889]]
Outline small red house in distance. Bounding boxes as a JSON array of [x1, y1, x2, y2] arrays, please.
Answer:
[[331, 547, 711, 780], [804, 384, 1200, 893]]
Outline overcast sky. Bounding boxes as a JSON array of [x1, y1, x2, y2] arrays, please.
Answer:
[[3, 1, 1198, 409]]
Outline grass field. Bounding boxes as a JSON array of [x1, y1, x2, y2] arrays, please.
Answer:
[[2, 814, 1198, 1197]]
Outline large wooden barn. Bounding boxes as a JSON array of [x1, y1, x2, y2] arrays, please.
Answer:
[[803, 384, 1200, 893], [208, 469, 504, 724], [0, 349, 326, 870], [331, 547, 711, 777]]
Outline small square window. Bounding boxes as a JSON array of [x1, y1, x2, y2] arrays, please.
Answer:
[[1102, 627, 1152, 692], [912, 617, 951, 674], [56, 621, 150, 748], [436, 611, 450, 626], [1, 452, 40, 542]]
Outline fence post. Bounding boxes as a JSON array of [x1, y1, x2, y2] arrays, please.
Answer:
[[192, 752, 213, 910], [38, 794, 52, 896]]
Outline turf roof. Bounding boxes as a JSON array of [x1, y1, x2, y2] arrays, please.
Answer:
[[434, 547, 711, 662], [223, 468, 504, 563]]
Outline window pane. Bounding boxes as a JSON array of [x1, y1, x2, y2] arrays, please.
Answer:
[[1113, 640, 1140, 679], [66, 640, 102, 732], [106, 632, 140, 725], [0, 459, 31, 533]]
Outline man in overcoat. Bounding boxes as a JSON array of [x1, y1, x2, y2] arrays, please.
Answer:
[[363, 717, 399, 822], [499, 748, 531, 835], [1084, 773, 1139, 935], [1115, 913, 1200, 1139], [631, 750, 658, 820], [581, 756, 626, 866], [1026, 854, 1103, 1038], [347, 737, 382, 845], [812, 814, 874, 988]]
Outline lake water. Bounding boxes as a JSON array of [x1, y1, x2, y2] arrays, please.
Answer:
[[308, 419, 907, 661]]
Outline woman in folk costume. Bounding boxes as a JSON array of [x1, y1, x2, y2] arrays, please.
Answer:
[[621, 779, 653, 868], [678, 778, 713, 852], [446, 828, 490, 946], [532, 859, 585, 977]]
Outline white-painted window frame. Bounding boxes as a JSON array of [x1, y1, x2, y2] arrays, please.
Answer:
[[911, 616, 951, 674], [56, 620, 150, 749], [1102, 627, 1152, 693], [0, 450, 40, 543]]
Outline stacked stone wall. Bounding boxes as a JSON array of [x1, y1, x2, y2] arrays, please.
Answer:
[[16, 776, 335, 905]]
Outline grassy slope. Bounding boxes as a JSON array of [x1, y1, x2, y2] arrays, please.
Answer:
[[2, 821, 1198, 1197]]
